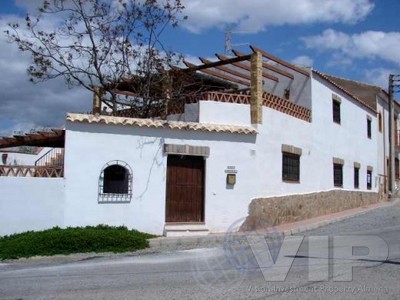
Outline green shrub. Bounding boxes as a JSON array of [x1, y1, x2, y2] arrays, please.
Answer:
[[0, 225, 156, 260]]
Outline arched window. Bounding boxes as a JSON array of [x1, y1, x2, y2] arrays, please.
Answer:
[[98, 160, 132, 203]]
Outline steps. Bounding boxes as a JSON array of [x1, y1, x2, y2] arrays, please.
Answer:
[[164, 223, 209, 237]]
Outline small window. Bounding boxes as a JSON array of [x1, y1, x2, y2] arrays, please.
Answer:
[[378, 112, 382, 133], [367, 118, 372, 139], [333, 100, 341, 124], [98, 160, 132, 203], [282, 152, 300, 182], [367, 170, 372, 190], [334, 163, 343, 187], [354, 167, 359, 189], [396, 158, 400, 180]]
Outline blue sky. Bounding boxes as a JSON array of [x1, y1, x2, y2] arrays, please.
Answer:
[[0, 0, 399, 135]]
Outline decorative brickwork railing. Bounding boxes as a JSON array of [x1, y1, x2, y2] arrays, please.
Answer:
[[186, 92, 251, 104], [183, 91, 312, 122], [261, 92, 311, 122], [0, 165, 63, 178]]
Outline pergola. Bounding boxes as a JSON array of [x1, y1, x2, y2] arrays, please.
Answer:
[[181, 45, 309, 88], [0, 129, 65, 149]]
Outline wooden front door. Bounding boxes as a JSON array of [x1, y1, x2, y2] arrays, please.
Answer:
[[166, 155, 205, 223]]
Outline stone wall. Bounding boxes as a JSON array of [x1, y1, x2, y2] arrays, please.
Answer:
[[240, 190, 382, 231]]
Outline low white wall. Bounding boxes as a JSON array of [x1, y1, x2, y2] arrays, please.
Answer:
[[0, 147, 52, 166], [199, 101, 251, 126], [0, 177, 65, 236]]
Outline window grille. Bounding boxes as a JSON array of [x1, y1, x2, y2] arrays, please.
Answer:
[[98, 160, 132, 203]]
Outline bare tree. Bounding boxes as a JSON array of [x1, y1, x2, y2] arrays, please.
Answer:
[[5, 0, 188, 116]]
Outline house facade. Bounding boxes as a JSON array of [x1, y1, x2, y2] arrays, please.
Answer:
[[0, 48, 397, 236]]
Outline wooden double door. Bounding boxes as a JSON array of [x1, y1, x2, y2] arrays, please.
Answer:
[[166, 155, 205, 223]]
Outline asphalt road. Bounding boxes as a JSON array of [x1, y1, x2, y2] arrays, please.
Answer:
[[1, 204, 400, 300]]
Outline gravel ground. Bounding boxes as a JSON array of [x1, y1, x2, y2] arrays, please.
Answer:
[[299, 201, 400, 235]]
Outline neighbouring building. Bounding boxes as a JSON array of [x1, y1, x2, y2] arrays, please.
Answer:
[[1, 46, 398, 236]]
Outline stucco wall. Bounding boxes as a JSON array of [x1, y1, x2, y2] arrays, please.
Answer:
[[0, 177, 65, 236], [64, 122, 257, 234], [0, 147, 51, 166], [310, 75, 378, 192], [199, 101, 251, 125]]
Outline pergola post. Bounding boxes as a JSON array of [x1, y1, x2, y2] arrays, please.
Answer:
[[92, 86, 103, 115], [250, 51, 263, 124]]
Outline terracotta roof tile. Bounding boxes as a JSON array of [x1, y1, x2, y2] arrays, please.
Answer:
[[313, 70, 378, 114], [66, 113, 258, 135]]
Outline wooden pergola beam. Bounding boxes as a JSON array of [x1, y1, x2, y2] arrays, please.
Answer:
[[233, 50, 295, 80], [215, 54, 279, 83], [199, 57, 252, 81], [184, 61, 250, 86], [183, 54, 252, 72], [250, 45, 310, 77], [0, 130, 65, 149]]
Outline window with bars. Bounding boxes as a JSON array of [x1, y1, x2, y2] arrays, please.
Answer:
[[98, 160, 132, 203], [333, 100, 341, 124], [282, 152, 300, 182], [367, 170, 372, 190], [334, 163, 343, 187], [354, 167, 359, 189]]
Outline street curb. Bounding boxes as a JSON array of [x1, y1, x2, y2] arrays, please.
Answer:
[[149, 199, 400, 248], [279, 199, 400, 236]]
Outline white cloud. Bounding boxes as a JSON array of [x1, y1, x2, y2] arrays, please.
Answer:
[[302, 29, 400, 66], [181, 0, 374, 33], [291, 55, 314, 67], [0, 16, 91, 135], [364, 68, 399, 89]]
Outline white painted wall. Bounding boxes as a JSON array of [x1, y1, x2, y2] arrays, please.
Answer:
[[310, 75, 378, 192], [64, 122, 257, 234], [377, 96, 389, 181], [0, 147, 52, 166], [199, 101, 251, 125], [63, 74, 378, 235], [0, 177, 65, 236]]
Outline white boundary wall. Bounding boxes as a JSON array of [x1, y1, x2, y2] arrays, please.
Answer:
[[0, 177, 65, 236]]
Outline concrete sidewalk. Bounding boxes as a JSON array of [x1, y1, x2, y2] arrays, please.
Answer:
[[149, 198, 400, 249]]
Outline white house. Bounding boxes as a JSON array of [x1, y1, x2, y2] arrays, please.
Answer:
[[0, 47, 397, 236]]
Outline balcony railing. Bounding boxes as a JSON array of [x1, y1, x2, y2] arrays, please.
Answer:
[[176, 91, 311, 122], [0, 165, 63, 178]]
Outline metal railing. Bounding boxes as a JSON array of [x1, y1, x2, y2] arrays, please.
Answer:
[[35, 148, 64, 167]]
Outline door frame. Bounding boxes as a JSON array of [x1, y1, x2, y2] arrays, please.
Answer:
[[165, 154, 206, 223]]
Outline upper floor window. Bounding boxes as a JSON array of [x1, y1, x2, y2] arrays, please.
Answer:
[[378, 112, 382, 132], [367, 117, 372, 139], [332, 96, 341, 124], [98, 160, 132, 203]]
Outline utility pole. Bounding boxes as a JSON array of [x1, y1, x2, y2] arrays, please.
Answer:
[[388, 75, 400, 195]]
